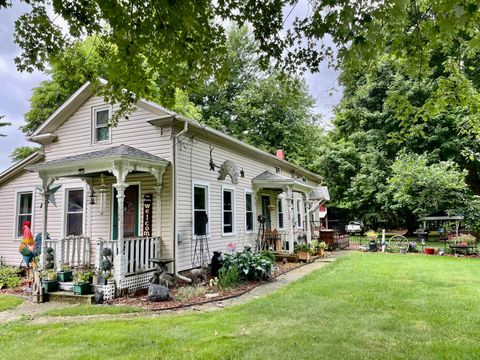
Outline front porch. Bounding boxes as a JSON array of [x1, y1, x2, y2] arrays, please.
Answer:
[[26, 145, 170, 295]]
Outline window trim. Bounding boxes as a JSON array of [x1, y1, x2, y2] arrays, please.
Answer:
[[14, 188, 35, 240], [277, 197, 285, 230], [92, 105, 112, 144], [244, 188, 255, 233], [296, 198, 303, 229], [222, 185, 236, 236], [192, 181, 210, 239], [63, 187, 86, 237]]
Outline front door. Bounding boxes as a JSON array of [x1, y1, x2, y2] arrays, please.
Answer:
[[113, 185, 139, 240]]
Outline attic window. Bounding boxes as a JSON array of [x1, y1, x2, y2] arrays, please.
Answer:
[[93, 107, 111, 143]]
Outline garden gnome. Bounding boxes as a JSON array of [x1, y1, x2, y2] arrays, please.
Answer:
[[18, 221, 36, 267]]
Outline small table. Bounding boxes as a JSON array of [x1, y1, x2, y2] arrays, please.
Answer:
[[149, 258, 175, 274]]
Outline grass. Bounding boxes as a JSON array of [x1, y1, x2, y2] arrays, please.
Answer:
[[0, 294, 23, 312], [1, 253, 480, 359], [41, 304, 145, 317]]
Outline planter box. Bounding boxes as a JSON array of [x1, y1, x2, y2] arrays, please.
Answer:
[[297, 251, 311, 262], [42, 280, 59, 292], [57, 271, 73, 282], [73, 282, 92, 295]]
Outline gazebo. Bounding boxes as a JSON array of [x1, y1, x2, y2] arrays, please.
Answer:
[[418, 210, 464, 235]]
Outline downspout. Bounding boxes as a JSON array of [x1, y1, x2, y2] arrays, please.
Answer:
[[173, 119, 192, 283]]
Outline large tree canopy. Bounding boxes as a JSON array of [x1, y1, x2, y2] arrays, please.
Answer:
[[2, 1, 479, 128]]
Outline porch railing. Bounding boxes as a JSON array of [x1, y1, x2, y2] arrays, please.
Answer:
[[46, 235, 91, 269], [123, 236, 161, 275]]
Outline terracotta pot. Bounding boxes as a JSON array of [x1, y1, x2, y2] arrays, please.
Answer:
[[318, 248, 325, 257], [297, 251, 310, 262]]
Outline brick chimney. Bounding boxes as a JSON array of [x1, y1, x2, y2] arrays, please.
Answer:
[[276, 149, 285, 160]]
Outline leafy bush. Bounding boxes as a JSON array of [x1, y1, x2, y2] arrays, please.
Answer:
[[222, 249, 275, 281], [294, 242, 312, 253], [0, 266, 22, 289], [260, 250, 275, 263], [218, 264, 239, 289]]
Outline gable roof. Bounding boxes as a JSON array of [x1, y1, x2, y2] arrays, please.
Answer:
[[0, 150, 44, 186], [30, 80, 323, 183]]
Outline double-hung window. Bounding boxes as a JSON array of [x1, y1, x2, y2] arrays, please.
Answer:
[[296, 198, 303, 228], [193, 185, 209, 236], [66, 189, 84, 236], [245, 191, 254, 232], [223, 188, 235, 235], [93, 107, 110, 143], [277, 198, 284, 229], [16, 192, 33, 237]]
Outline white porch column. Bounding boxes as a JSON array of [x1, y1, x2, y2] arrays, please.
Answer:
[[284, 185, 295, 253], [39, 175, 54, 269], [305, 192, 312, 243], [111, 161, 133, 286]]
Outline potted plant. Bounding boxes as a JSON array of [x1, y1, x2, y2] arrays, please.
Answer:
[[41, 269, 59, 292], [57, 262, 73, 282], [295, 243, 312, 262], [366, 230, 378, 252], [73, 268, 93, 295], [318, 241, 328, 257]]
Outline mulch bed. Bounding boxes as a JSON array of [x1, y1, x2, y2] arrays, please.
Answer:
[[111, 259, 313, 311]]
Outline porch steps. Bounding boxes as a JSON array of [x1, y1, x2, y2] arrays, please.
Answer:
[[58, 282, 74, 292], [45, 291, 95, 305]]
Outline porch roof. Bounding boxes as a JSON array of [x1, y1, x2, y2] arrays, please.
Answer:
[[26, 144, 169, 179], [252, 170, 315, 193]]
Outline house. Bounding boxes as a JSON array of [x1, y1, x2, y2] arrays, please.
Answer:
[[0, 81, 329, 293]]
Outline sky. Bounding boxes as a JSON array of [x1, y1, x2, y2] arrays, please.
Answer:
[[0, 2, 342, 172]]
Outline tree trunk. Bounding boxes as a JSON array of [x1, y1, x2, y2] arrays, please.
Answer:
[[403, 211, 417, 237]]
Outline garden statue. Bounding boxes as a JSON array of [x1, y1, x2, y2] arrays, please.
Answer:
[[186, 264, 208, 285], [210, 251, 223, 278], [18, 221, 37, 267], [147, 284, 170, 302]]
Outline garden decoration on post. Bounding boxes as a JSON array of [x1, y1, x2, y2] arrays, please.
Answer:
[[366, 231, 378, 252]]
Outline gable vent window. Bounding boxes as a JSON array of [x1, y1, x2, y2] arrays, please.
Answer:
[[93, 108, 111, 143]]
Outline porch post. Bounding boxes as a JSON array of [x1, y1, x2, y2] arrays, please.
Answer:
[[284, 185, 294, 254], [39, 175, 54, 269], [305, 192, 312, 243], [111, 161, 133, 286]]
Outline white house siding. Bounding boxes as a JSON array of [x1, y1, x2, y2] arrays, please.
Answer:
[[175, 135, 318, 271], [0, 170, 84, 265], [43, 95, 173, 162]]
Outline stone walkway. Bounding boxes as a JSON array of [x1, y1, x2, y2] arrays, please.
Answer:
[[1, 253, 344, 324]]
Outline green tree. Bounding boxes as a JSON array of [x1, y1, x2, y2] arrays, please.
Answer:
[[6, 1, 479, 126], [381, 153, 470, 233], [9, 146, 40, 162], [0, 115, 10, 137]]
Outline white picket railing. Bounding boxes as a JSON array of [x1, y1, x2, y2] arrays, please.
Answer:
[[122, 236, 161, 275], [46, 235, 91, 269], [95, 239, 118, 273]]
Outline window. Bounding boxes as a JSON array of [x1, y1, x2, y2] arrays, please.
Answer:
[[66, 189, 84, 236], [245, 192, 254, 232], [16, 192, 33, 237], [296, 199, 303, 228], [223, 188, 235, 235], [193, 185, 208, 236], [93, 108, 110, 143], [277, 198, 284, 229]]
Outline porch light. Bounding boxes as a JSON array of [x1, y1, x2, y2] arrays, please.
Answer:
[[98, 174, 108, 215]]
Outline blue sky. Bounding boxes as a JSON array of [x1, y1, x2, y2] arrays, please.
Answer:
[[0, 2, 342, 172]]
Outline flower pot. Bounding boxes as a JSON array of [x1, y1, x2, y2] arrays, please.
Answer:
[[73, 282, 92, 295], [399, 247, 406, 254], [57, 271, 73, 282], [42, 279, 59, 292], [297, 251, 310, 262], [424, 247, 435, 255], [318, 248, 325, 257]]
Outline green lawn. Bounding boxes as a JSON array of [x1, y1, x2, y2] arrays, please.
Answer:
[[1, 253, 480, 359], [0, 294, 23, 312], [41, 304, 145, 317]]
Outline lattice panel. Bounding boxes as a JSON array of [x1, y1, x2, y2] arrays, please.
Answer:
[[93, 283, 116, 302], [120, 271, 155, 292]]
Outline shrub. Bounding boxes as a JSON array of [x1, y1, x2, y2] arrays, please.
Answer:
[[260, 250, 275, 263], [294, 242, 312, 253], [222, 249, 275, 281], [0, 266, 22, 289], [218, 264, 239, 289]]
